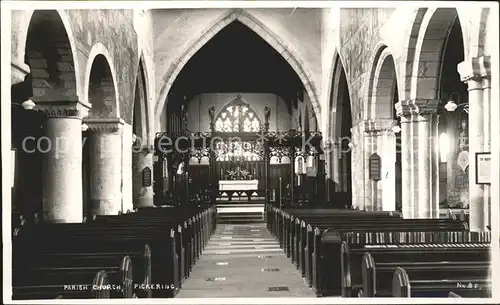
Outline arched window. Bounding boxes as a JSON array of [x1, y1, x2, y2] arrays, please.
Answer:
[[214, 98, 261, 132]]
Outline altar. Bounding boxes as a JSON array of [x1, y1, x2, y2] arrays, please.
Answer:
[[219, 179, 259, 191]]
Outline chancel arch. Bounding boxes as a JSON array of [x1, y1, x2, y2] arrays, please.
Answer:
[[154, 8, 321, 125]]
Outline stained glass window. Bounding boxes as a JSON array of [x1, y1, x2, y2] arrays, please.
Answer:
[[214, 99, 261, 132]]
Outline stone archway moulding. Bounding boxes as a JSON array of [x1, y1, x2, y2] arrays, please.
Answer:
[[366, 43, 400, 121], [13, 9, 81, 96], [409, 8, 467, 101], [83, 42, 120, 117], [131, 52, 151, 145], [139, 51, 153, 143], [154, 8, 320, 125], [325, 51, 350, 144]]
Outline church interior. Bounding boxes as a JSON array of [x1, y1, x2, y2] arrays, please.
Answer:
[[4, 4, 499, 301]]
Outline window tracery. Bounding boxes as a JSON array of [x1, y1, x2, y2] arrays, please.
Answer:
[[214, 99, 261, 133]]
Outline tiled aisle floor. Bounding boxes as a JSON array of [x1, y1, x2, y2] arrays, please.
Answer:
[[175, 223, 316, 298]]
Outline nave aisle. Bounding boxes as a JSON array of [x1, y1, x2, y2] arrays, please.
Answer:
[[176, 223, 316, 298]]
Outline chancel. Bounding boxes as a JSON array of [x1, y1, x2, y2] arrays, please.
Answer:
[[4, 3, 498, 302]]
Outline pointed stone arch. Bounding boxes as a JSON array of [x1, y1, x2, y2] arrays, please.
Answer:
[[330, 53, 353, 141], [84, 42, 120, 118], [408, 8, 467, 101], [132, 57, 149, 143], [325, 50, 350, 144], [154, 8, 320, 124], [366, 44, 400, 120], [137, 51, 153, 142]]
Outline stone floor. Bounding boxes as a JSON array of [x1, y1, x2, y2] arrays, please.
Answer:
[[176, 223, 317, 298]]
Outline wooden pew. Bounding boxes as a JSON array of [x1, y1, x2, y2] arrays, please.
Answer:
[[309, 220, 469, 297], [26, 244, 152, 298], [86, 205, 216, 282], [342, 231, 491, 297], [290, 211, 401, 267], [13, 205, 216, 299], [357, 242, 491, 297], [306, 218, 466, 290], [392, 263, 491, 298], [13, 256, 133, 299], [91, 215, 191, 283], [38, 222, 193, 296], [278, 209, 401, 258]]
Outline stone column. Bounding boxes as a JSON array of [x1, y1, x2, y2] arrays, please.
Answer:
[[121, 124, 133, 212], [399, 114, 414, 218], [364, 119, 398, 211], [482, 77, 491, 228], [133, 146, 155, 208], [38, 102, 89, 223], [85, 117, 124, 216], [350, 123, 365, 209], [458, 56, 491, 231], [445, 113, 459, 205], [396, 99, 440, 219]]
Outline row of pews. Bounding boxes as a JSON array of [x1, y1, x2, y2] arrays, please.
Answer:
[[265, 204, 491, 298], [12, 204, 217, 299]]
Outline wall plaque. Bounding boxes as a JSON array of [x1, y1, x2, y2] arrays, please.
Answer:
[[142, 167, 152, 187], [369, 153, 382, 181], [457, 151, 469, 172], [475, 152, 491, 184]]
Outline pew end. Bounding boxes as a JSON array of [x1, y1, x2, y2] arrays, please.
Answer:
[[392, 267, 410, 297], [449, 291, 462, 297], [93, 271, 111, 299]]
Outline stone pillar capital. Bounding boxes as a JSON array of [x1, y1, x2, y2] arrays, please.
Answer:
[[457, 56, 491, 82], [11, 62, 30, 85], [133, 145, 155, 154], [36, 100, 91, 119], [395, 99, 439, 118], [362, 119, 398, 136], [84, 117, 125, 133]]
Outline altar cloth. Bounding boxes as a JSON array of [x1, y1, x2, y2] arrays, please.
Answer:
[[219, 180, 259, 191]]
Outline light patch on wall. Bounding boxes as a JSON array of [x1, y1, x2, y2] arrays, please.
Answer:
[[440, 132, 449, 163]]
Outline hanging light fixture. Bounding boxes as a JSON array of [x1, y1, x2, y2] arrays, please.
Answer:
[[444, 100, 458, 112], [21, 99, 36, 110], [81, 124, 89, 131], [392, 125, 401, 134], [443, 92, 469, 112]]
